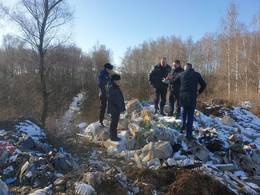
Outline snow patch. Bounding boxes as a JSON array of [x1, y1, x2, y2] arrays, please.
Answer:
[[16, 120, 45, 141]]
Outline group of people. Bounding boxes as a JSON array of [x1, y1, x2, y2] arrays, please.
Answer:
[[98, 57, 207, 141], [149, 57, 207, 139]]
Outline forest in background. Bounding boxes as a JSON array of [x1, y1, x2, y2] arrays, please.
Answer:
[[0, 2, 259, 129], [121, 4, 260, 107]]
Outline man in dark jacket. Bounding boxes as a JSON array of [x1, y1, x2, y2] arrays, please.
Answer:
[[107, 74, 126, 141], [98, 63, 113, 126], [167, 60, 184, 117], [149, 57, 171, 115], [175, 63, 206, 139]]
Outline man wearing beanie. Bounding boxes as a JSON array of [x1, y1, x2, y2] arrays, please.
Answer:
[[107, 74, 125, 141], [98, 63, 114, 126]]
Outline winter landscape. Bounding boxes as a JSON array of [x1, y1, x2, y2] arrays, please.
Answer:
[[1, 94, 260, 194]]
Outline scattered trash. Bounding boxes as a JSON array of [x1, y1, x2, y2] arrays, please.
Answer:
[[0, 118, 78, 194], [1, 98, 260, 194], [0, 179, 9, 195], [75, 182, 96, 195]]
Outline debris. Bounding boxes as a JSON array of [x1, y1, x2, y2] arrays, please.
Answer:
[[229, 134, 243, 143], [126, 99, 143, 114], [16, 120, 46, 141], [221, 116, 236, 126], [147, 158, 161, 169], [118, 118, 129, 130], [83, 172, 103, 187], [54, 177, 67, 192], [241, 101, 252, 110], [0, 141, 15, 155], [75, 182, 96, 195], [84, 122, 110, 141], [141, 141, 173, 162], [29, 185, 52, 195], [20, 136, 35, 149], [0, 179, 9, 195], [128, 123, 141, 136], [1, 98, 260, 194], [78, 122, 88, 129], [252, 149, 260, 164], [3, 166, 14, 175], [189, 143, 210, 162], [215, 164, 236, 171], [52, 152, 74, 173]]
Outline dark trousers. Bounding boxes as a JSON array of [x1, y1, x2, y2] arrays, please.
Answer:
[[99, 94, 107, 123], [154, 87, 167, 112], [182, 106, 195, 137], [169, 91, 181, 117], [110, 112, 120, 139]]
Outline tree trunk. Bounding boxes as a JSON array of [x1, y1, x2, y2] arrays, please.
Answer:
[[227, 38, 231, 99], [245, 59, 248, 98], [39, 52, 48, 127], [243, 38, 249, 98], [235, 40, 239, 99], [258, 52, 260, 96]]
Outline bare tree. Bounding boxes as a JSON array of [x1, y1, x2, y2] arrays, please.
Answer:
[[2, 0, 72, 126]]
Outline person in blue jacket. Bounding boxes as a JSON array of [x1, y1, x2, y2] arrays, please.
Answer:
[[98, 63, 113, 126], [107, 74, 125, 141], [174, 63, 207, 139]]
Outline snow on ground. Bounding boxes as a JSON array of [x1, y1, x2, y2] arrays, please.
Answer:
[[16, 120, 46, 141], [77, 99, 260, 194], [139, 102, 260, 193], [60, 92, 86, 132], [144, 104, 260, 150], [194, 106, 260, 149]]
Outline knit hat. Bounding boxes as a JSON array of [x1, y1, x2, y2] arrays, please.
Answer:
[[104, 63, 113, 70], [111, 74, 121, 81]]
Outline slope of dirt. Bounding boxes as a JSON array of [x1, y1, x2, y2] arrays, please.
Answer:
[[126, 167, 236, 195], [126, 167, 178, 194], [166, 170, 236, 195]]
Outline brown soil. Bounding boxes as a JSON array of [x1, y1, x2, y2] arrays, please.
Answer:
[[166, 170, 236, 195], [196, 101, 224, 117], [252, 105, 260, 117], [126, 167, 178, 194], [126, 168, 236, 195], [96, 178, 128, 195]]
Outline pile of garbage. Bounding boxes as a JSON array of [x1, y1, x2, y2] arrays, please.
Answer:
[[1, 97, 260, 194], [82, 99, 260, 194], [0, 118, 79, 194]]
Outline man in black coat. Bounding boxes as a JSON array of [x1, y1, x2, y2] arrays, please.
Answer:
[[174, 63, 206, 139], [149, 57, 171, 115], [167, 60, 184, 117], [98, 63, 113, 126], [107, 74, 126, 141]]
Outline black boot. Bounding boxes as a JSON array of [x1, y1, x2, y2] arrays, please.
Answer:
[[160, 106, 166, 116], [154, 106, 159, 114], [180, 126, 186, 133], [110, 137, 121, 142], [168, 111, 174, 117]]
